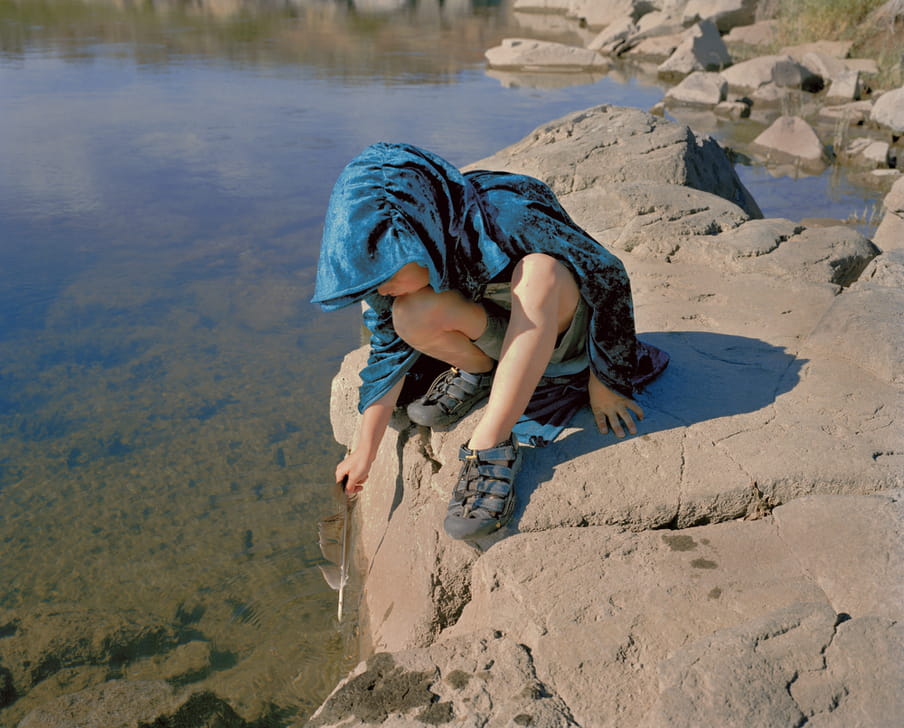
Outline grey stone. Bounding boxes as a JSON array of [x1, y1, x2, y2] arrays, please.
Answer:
[[723, 19, 777, 46], [752, 115, 826, 162], [780, 40, 854, 61], [665, 71, 728, 106], [309, 634, 579, 727], [512, 0, 639, 30], [855, 250, 904, 286], [746, 225, 879, 286], [720, 54, 794, 91], [623, 33, 683, 62], [682, 0, 758, 32], [466, 105, 761, 219], [658, 20, 732, 78], [714, 99, 751, 119], [801, 50, 851, 85], [588, 16, 635, 54], [772, 59, 824, 92], [818, 99, 873, 124], [873, 176, 904, 251], [825, 69, 862, 103], [871, 86, 904, 133], [485, 38, 609, 71]]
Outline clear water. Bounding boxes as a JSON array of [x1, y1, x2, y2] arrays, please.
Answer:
[[0, 0, 888, 724]]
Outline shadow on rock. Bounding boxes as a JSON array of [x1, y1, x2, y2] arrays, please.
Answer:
[[504, 331, 805, 533]]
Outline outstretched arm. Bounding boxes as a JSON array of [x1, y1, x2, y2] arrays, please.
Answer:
[[588, 370, 643, 438], [335, 376, 405, 493]]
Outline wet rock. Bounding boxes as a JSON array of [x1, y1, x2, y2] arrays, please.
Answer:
[[722, 19, 777, 47], [873, 176, 904, 251], [720, 54, 793, 91], [752, 115, 826, 162], [714, 98, 751, 119], [771, 59, 824, 92], [657, 20, 732, 79], [0, 665, 15, 707], [0, 607, 179, 694], [664, 71, 727, 106], [17, 680, 247, 728], [17, 680, 177, 728], [124, 641, 213, 685], [485, 38, 609, 71], [309, 634, 578, 727], [682, 0, 759, 32], [871, 86, 904, 134]]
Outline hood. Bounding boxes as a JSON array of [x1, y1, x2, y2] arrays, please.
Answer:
[[312, 142, 509, 311]]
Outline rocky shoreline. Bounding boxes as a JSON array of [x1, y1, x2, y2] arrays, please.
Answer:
[[309, 2, 903, 724], [3, 1, 902, 726]]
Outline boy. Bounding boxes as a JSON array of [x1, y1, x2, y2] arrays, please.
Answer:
[[313, 143, 663, 541]]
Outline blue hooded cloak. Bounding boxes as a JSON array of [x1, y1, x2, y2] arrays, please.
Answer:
[[313, 142, 666, 445]]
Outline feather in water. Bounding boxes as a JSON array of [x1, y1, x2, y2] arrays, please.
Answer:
[[317, 477, 357, 621]]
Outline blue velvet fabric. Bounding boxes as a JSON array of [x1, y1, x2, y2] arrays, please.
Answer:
[[313, 142, 663, 443]]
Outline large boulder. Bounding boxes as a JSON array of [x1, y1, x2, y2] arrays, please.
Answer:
[[466, 105, 761, 220], [682, 0, 759, 32], [512, 0, 641, 29], [664, 70, 728, 106], [873, 176, 904, 251], [720, 54, 794, 91], [485, 38, 609, 71], [871, 86, 904, 133], [752, 115, 827, 162], [657, 20, 732, 78]]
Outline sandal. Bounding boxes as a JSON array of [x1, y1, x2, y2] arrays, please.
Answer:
[[407, 366, 493, 429], [444, 438, 520, 540]]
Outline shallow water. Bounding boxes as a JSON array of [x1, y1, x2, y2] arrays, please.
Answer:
[[0, 0, 888, 724]]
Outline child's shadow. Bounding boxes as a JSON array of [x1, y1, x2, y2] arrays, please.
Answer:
[[497, 330, 806, 540]]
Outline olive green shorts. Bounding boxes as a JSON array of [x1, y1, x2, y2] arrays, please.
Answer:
[[471, 282, 590, 377]]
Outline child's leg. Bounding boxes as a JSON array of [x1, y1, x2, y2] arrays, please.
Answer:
[[392, 288, 494, 373], [468, 254, 579, 450]]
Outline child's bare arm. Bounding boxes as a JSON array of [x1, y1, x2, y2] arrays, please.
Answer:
[[588, 371, 644, 438], [335, 377, 406, 493]]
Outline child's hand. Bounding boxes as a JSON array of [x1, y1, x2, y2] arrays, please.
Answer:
[[335, 448, 372, 494], [588, 372, 644, 438]]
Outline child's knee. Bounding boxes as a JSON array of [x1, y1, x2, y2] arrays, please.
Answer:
[[392, 288, 444, 341]]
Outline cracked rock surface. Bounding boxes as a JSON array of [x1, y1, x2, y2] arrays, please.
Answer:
[[315, 106, 903, 727]]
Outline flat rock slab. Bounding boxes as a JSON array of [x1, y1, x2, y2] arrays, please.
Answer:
[[443, 492, 904, 726], [485, 38, 609, 71]]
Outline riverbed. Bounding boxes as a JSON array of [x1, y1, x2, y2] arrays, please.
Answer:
[[0, 0, 887, 724]]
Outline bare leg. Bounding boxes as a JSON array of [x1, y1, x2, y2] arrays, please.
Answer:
[[393, 288, 494, 373], [468, 254, 579, 450]]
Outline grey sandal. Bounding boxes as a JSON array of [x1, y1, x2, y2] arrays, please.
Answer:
[[407, 366, 493, 428], [444, 438, 520, 541]]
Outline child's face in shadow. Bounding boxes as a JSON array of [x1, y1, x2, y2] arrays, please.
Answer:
[[376, 262, 430, 297]]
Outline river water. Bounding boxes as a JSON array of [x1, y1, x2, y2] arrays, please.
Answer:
[[0, 0, 887, 725]]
